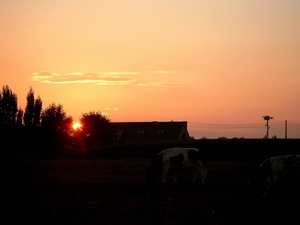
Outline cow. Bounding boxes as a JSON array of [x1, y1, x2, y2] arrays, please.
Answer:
[[252, 154, 300, 198], [146, 147, 207, 183]]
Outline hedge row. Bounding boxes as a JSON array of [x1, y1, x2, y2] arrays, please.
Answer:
[[2, 126, 299, 161], [87, 139, 300, 162]]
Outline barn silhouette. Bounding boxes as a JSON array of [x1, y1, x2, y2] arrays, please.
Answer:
[[111, 121, 191, 144]]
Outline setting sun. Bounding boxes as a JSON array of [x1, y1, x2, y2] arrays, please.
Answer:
[[72, 122, 82, 131]]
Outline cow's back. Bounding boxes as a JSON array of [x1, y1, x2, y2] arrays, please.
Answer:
[[160, 148, 204, 167]]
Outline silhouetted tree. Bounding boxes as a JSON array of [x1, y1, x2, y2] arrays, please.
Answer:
[[0, 85, 18, 126], [80, 111, 115, 148], [24, 87, 34, 126], [40, 103, 73, 155], [17, 107, 24, 126], [24, 87, 43, 126], [41, 103, 72, 131], [33, 96, 42, 126]]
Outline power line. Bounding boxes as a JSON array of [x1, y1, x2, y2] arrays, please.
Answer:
[[289, 122, 300, 127], [189, 121, 298, 129], [189, 123, 265, 129], [191, 122, 264, 126]]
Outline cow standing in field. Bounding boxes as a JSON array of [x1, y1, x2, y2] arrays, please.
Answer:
[[146, 148, 207, 183], [254, 154, 300, 197]]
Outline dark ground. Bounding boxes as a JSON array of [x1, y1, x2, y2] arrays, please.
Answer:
[[3, 157, 300, 225]]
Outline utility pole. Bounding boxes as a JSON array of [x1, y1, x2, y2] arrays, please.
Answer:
[[262, 115, 274, 139], [285, 120, 287, 139]]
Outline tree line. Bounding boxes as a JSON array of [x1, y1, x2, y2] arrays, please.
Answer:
[[0, 85, 115, 157]]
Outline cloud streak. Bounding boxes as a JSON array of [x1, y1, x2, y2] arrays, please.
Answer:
[[32, 71, 136, 85], [32, 70, 181, 87], [102, 107, 120, 115]]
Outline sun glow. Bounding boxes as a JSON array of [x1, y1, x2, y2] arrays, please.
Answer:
[[72, 122, 82, 130]]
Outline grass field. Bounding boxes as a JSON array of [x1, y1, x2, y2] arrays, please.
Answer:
[[4, 157, 299, 225]]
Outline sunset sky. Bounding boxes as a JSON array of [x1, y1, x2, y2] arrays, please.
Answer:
[[1, 0, 300, 138]]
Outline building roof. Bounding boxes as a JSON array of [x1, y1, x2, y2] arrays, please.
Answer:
[[111, 121, 191, 144]]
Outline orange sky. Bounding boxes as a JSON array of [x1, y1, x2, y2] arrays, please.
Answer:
[[1, 0, 300, 138]]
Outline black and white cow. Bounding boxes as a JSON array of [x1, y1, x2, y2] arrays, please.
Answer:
[[254, 154, 300, 197], [146, 148, 207, 183]]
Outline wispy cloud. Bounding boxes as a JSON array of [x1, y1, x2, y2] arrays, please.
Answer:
[[32, 70, 181, 87], [32, 71, 136, 85], [96, 76, 136, 86], [103, 107, 120, 115]]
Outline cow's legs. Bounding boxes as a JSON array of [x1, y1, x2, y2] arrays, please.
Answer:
[[190, 162, 206, 183], [203, 164, 207, 180], [162, 164, 170, 183], [170, 169, 178, 182], [262, 177, 273, 197], [199, 170, 205, 184], [196, 167, 205, 184], [192, 169, 198, 182]]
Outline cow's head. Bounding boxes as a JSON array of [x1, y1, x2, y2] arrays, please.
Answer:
[[146, 154, 163, 183], [146, 166, 165, 184], [247, 169, 272, 198]]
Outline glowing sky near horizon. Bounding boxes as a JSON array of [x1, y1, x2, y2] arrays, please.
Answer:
[[1, 0, 300, 138]]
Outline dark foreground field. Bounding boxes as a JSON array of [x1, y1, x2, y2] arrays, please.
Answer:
[[4, 158, 299, 225]]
